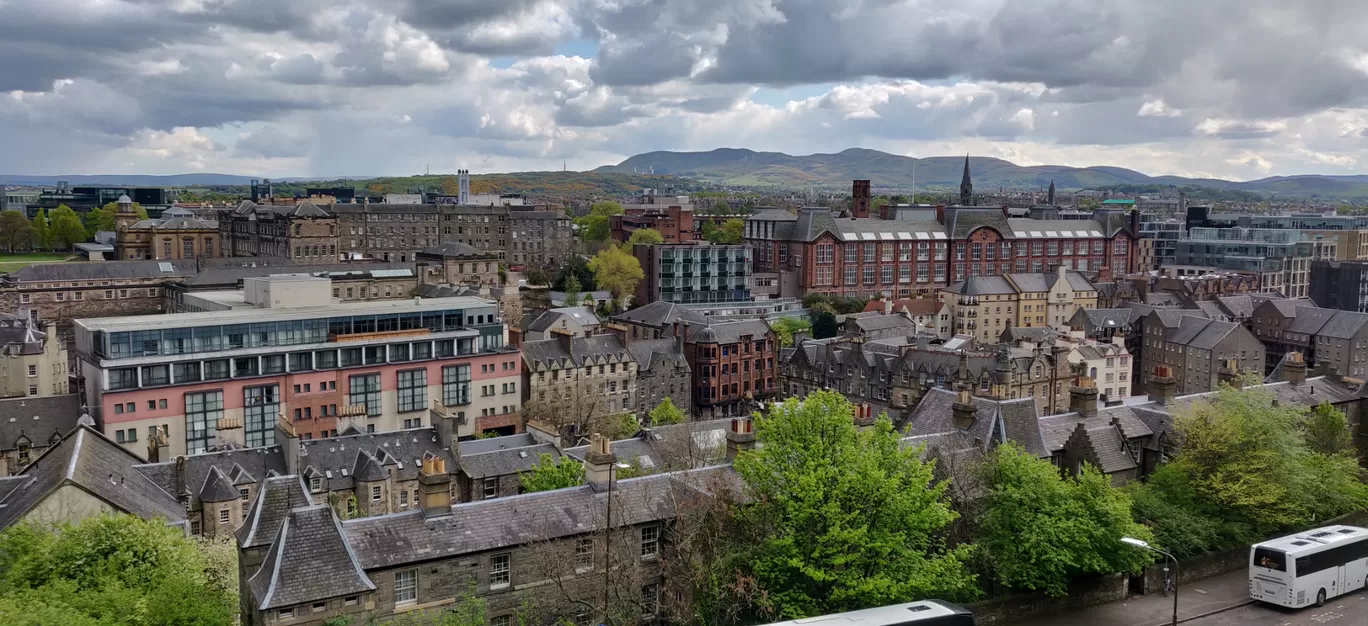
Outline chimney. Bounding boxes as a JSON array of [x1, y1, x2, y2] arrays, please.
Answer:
[[435, 404, 457, 455], [1148, 365, 1177, 406], [674, 320, 686, 354], [146, 426, 171, 463], [418, 456, 452, 519], [952, 390, 978, 430], [275, 415, 299, 476], [1283, 351, 1307, 386], [851, 403, 875, 430], [551, 327, 575, 351], [584, 434, 618, 492], [1112, 331, 1126, 348], [726, 416, 756, 461], [1217, 359, 1242, 389], [1069, 377, 1099, 418]]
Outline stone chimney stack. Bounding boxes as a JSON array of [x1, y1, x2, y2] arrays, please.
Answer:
[[1069, 377, 1099, 418], [726, 416, 756, 461], [584, 434, 618, 492], [275, 414, 300, 476], [1148, 365, 1177, 406], [146, 426, 171, 463], [418, 456, 452, 519], [1112, 331, 1126, 348], [1217, 359, 1243, 389], [952, 390, 978, 430], [851, 403, 875, 430], [1283, 351, 1307, 386]]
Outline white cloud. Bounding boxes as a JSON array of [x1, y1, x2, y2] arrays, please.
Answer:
[[1137, 99, 1181, 117]]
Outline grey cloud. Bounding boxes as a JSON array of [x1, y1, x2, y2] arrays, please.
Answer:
[[590, 37, 700, 86], [269, 54, 329, 85], [234, 126, 313, 159]]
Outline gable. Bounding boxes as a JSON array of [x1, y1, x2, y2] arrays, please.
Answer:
[[22, 484, 117, 527]]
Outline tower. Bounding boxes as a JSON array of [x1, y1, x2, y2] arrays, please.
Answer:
[[851, 180, 871, 218], [457, 169, 470, 205], [959, 155, 973, 206], [1047, 180, 1056, 206], [113, 194, 138, 233]]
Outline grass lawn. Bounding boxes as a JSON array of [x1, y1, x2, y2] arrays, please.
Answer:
[[0, 253, 71, 274]]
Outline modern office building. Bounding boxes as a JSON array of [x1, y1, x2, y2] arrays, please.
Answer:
[[1136, 212, 1184, 270], [75, 276, 519, 457], [1311, 260, 1368, 313], [1176, 227, 1335, 298], [632, 243, 752, 306]]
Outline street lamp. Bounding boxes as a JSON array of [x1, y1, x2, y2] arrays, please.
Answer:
[[1122, 537, 1178, 626]]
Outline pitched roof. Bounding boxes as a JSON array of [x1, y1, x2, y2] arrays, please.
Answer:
[[135, 443, 288, 501], [1286, 305, 1335, 334], [456, 433, 538, 456], [418, 242, 495, 259], [8, 259, 197, 282], [199, 465, 241, 503], [237, 475, 315, 549], [564, 419, 732, 474], [527, 307, 600, 332], [351, 450, 387, 482], [459, 443, 559, 479], [903, 388, 1046, 457], [342, 466, 739, 570], [299, 429, 449, 492], [611, 301, 708, 328], [1317, 309, 1368, 339], [1074, 308, 1135, 331], [248, 505, 374, 610], [791, 208, 841, 241], [942, 276, 1016, 295], [522, 334, 633, 370], [626, 338, 688, 374], [0, 426, 185, 530], [688, 319, 771, 344], [0, 395, 82, 451], [851, 314, 918, 333]]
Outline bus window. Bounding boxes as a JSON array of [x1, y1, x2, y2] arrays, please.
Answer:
[[1253, 547, 1286, 572]]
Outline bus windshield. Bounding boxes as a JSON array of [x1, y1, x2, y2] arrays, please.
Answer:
[[1253, 547, 1287, 572]]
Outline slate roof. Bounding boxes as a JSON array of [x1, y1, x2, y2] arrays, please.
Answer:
[[237, 475, 315, 549], [1187, 319, 1239, 350], [564, 419, 732, 474], [0, 426, 185, 530], [851, 314, 918, 333], [418, 242, 495, 259], [7, 259, 197, 282], [1005, 270, 1093, 294], [1038, 405, 1154, 454], [1000, 326, 1059, 344], [688, 319, 771, 344], [948, 209, 1012, 239], [342, 466, 740, 570], [0, 395, 82, 451], [626, 338, 688, 374], [1214, 295, 1257, 319], [299, 429, 449, 492], [1286, 306, 1335, 335], [1073, 308, 1135, 331], [135, 443, 288, 502], [522, 334, 633, 371], [942, 276, 1015, 295], [459, 443, 560, 479], [351, 450, 387, 482], [199, 465, 242, 503], [790, 208, 841, 241], [903, 388, 1047, 457], [1070, 423, 1138, 473], [177, 262, 412, 288], [1316, 310, 1368, 339], [248, 504, 375, 610], [612, 301, 709, 328], [527, 307, 600, 333], [456, 433, 538, 456]]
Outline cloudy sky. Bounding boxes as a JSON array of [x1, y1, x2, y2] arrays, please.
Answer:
[[4, 0, 1368, 180]]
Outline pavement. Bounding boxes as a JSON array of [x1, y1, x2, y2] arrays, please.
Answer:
[[1010, 568, 1253, 626]]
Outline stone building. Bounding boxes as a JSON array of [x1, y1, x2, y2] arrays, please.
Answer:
[[0, 312, 69, 398], [937, 267, 1098, 345], [115, 196, 222, 261], [0, 394, 82, 476], [627, 335, 692, 419], [0, 259, 198, 326], [1140, 309, 1264, 394], [525, 307, 601, 342], [521, 331, 639, 425], [164, 262, 420, 312], [1250, 299, 1368, 379], [508, 209, 575, 268], [415, 242, 501, 288], [219, 201, 339, 264]]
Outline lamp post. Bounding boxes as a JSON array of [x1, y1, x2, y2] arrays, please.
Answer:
[[1122, 536, 1178, 626]]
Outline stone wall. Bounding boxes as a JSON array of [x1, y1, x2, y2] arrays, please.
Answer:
[[967, 574, 1128, 626]]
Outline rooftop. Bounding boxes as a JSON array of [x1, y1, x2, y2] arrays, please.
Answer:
[[75, 295, 496, 331]]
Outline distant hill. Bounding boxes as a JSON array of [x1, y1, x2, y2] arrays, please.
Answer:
[[594, 148, 1368, 199], [0, 173, 288, 186]]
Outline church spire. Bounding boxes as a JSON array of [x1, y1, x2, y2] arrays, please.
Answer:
[[959, 154, 973, 206], [1047, 179, 1055, 206]]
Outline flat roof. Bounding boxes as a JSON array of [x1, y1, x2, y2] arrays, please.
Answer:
[[1255, 525, 1368, 554], [76, 295, 498, 332]]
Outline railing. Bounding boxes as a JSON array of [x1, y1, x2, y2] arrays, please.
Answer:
[[330, 328, 432, 343]]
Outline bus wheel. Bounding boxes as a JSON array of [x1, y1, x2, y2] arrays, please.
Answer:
[[1316, 589, 1326, 607]]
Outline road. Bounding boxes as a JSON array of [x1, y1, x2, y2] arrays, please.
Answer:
[[1184, 592, 1367, 626]]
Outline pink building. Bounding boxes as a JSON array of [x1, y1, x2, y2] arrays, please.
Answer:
[[75, 276, 521, 458]]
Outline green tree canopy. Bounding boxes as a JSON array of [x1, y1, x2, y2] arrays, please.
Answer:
[[560, 273, 582, 307], [587, 244, 644, 310], [84, 201, 147, 233], [769, 317, 812, 348], [0, 514, 237, 626], [552, 257, 596, 292], [0, 211, 35, 253], [727, 391, 978, 620], [47, 206, 87, 251], [626, 228, 664, 246], [647, 397, 686, 426], [979, 443, 1153, 597], [705, 218, 744, 244], [30, 208, 49, 251], [519, 453, 586, 493], [1305, 401, 1354, 457], [576, 201, 623, 242]]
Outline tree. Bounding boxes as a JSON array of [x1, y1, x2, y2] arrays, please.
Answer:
[[725, 391, 978, 620], [700, 220, 718, 242], [870, 197, 890, 215], [84, 201, 147, 233], [626, 228, 664, 246], [1305, 401, 1354, 457], [46, 205, 87, 251], [588, 245, 643, 311], [648, 397, 686, 426], [521, 453, 587, 493], [705, 218, 744, 244], [561, 274, 582, 307], [979, 443, 1153, 597], [0, 211, 34, 253], [0, 514, 237, 626], [525, 265, 552, 286], [576, 201, 623, 242], [30, 207, 49, 251], [552, 257, 596, 292], [770, 317, 812, 348], [810, 309, 840, 339]]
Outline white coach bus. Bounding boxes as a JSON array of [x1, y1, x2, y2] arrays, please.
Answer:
[[759, 601, 975, 626], [1249, 525, 1368, 608]]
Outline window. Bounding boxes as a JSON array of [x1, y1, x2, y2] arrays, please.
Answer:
[[219, 508, 230, 523], [490, 553, 511, 588], [185, 391, 223, 455], [641, 525, 660, 558], [344, 596, 359, 607], [312, 602, 326, 613], [277, 608, 294, 620], [348, 374, 381, 416], [641, 583, 661, 616], [395, 569, 418, 604], [575, 536, 594, 572], [243, 385, 279, 448], [491, 617, 511, 626], [26, 364, 36, 378], [483, 477, 499, 499], [397, 369, 427, 412], [370, 485, 382, 503]]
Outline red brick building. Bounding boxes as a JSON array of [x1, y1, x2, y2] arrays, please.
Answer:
[[745, 193, 1138, 301], [680, 319, 778, 418], [610, 205, 696, 243]]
